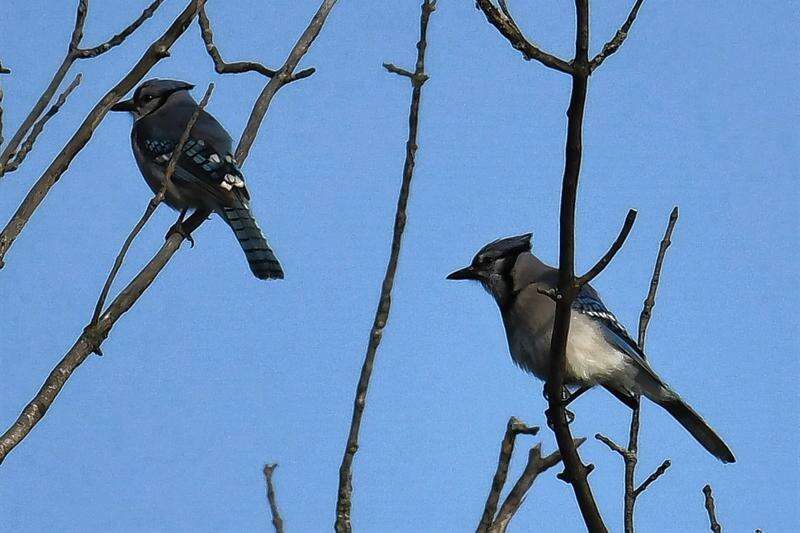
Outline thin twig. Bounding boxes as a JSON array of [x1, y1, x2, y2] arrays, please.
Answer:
[[0, 0, 202, 268], [703, 484, 723, 533], [577, 209, 637, 286], [0, 0, 165, 176], [197, 5, 278, 77], [488, 439, 586, 533], [263, 464, 285, 533], [594, 208, 678, 533], [590, 0, 646, 71], [4, 73, 83, 173], [474, 0, 572, 74], [633, 459, 670, 496], [335, 3, 434, 532], [0, 0, 333, 465], [90, 83, 214, 328], [75, 0, 165, 58], [477, 417, 539, 533]]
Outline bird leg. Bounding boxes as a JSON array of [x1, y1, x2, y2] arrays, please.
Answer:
[[166, 207, 195, 247]]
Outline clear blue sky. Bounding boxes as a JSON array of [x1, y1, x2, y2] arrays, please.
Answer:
[[1, 1, 797, 531]]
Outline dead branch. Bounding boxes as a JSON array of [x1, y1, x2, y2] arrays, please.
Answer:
[[334, 2, 434, 531], [263, 464, 285, 533], [474, 0, 572, 74], [488, 439, 586, 533], [0, 0, 335, 465], [577, 209, 637, 286], [3, 73, 83, 174], [0, 0, 165, 176], [594, 207, 678, 532], [477, 417, 540, 533], [702, 484, 723, 533], [198, 5, 278, 77], [590, 0, 646, 71], [0, 0, 201, 269]]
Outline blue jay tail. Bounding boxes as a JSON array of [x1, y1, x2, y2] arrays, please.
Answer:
[[633, 375, 735, 463], [221, 206, 284, 280]]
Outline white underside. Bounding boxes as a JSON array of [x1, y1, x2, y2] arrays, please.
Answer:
[[508, 313, 635, 389]]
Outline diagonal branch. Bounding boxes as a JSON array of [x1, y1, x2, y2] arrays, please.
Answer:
[[0, 0, 334, 465], [477, 417, 540, 533], [577, 209, 637, 286], [488, 439, 585, 533], [702, 484, 723, 533], [0, 0, 166, 176], [75, 0, 166, 58], [89, 83, 214, 328], [633, 459, 670, 496], [0, 0, 202, 268], [263, 464, 285, 533], [335, 2, 434, 532], [3, 73, 83, 174], [198, 5, 281, 77], [474, 0, 572, 74], [590, 0, 646, 71]]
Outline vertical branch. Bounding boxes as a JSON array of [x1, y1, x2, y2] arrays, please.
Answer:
[[263, 464, 285, 533], [543, 2, 608, 531], [702, 485, 723, 533], [334, 2, 435, 531]]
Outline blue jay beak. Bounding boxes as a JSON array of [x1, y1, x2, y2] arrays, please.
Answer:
[[111, 98, 136, 112], [447, 266, 478, 281]]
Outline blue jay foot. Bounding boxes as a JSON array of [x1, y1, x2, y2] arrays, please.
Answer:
[[166, 208, 195, 247]]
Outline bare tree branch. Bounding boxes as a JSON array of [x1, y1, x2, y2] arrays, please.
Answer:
[[539, 2, 608, 530], [263, 464, 285, 533], [633, 459, 670, 496], [75, 0, 165, 58], [702, 484, 723, 533], [577, 209, 637, 286], [90, 83, 214, 328], [3, 73, 83, 173], [590, 0, 646, 71], [594, 207, 678, 532], [0, 0, 166, 176], [0, 0, 202, 269], [198, 5, 280, 77], [477, 417, 540, 533], [0, 0, 333, 465], [334, 2, 433, 531], [488, 439, 586, 533], [474, 0, 573, 74], [236, 0, 337, 163]]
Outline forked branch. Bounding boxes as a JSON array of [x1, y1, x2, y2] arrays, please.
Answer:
[[590, 0, 646, 71], [474, 0, 572, 74]]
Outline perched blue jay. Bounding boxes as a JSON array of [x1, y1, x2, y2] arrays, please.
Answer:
[[112, 79, 283, 280], [447, 233, 735, 463]]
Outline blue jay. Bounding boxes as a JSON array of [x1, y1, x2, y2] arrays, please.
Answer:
[[112, 79, 283, 280], [447, 233, 735, 463]]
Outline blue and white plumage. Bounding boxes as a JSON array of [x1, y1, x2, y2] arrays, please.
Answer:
[[447, 233, 735, 463], [112, 79, 283, 280]]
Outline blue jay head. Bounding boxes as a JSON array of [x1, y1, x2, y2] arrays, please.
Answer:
[[111, 79, 194, 119], [447, 233, 533, 284]]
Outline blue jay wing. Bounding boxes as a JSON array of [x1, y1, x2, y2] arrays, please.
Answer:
[[145, 135, 250, 207], [573, 286, 661, 379]]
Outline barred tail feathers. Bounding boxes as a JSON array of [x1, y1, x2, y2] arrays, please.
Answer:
[[221, 206, 283, 280]]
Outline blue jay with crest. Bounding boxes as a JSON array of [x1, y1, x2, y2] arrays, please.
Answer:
[[112, 79, 283, 280], [448, 233, 735, 463]]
